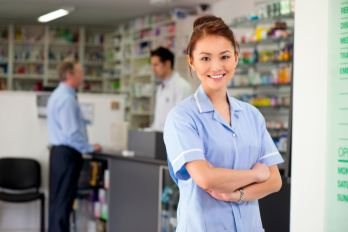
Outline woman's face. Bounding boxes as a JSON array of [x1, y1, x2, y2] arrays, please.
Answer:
[[187, 35, 238, 91]]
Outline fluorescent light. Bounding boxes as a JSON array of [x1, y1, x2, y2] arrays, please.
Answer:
[[150, 0, 172, 5], [38, 7, 74, 23]]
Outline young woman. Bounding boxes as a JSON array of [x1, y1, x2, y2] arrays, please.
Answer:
[[163, 15, 284, 232]]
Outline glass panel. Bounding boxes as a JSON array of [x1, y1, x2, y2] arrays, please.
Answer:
[[160, 167, 179, 232]]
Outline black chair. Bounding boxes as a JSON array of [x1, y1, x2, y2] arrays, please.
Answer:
[[0, 158, 45, 232]]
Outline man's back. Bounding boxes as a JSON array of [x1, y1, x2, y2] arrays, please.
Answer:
[[47, 83, 92, 154], [48, 60, 102, 232]]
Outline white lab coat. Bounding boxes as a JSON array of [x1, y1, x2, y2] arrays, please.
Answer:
[[152, 72, 193, 131]]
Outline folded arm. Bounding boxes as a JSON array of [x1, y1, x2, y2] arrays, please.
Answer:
[[185, 160, 269, 193], [242, 165, 282, 201], [205, 165, 282, 202]]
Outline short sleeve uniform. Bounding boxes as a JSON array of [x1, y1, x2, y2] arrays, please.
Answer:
[[164, 85, 284, 232]]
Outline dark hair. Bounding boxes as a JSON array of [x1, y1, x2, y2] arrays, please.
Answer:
[[150, 47, 174, 69], [57, 59, 78, 82], [186, 15, 240, 77]]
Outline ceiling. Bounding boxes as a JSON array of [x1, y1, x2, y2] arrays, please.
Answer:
[[0, 0, 218, 28]]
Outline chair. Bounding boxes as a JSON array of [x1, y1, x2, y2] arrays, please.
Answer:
[[0, 158, 45, 232]]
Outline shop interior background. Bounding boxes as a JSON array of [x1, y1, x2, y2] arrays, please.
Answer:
[[0, 0, 296, 231]]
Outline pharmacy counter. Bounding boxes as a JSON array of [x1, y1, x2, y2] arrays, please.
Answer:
[[85, 150, 170, 232], [92, 150, 167, 166]]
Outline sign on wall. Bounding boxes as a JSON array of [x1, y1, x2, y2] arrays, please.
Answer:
[[80, 103, 94, 125], [36, 92, 51, 118], [326, 0, 348, 231]]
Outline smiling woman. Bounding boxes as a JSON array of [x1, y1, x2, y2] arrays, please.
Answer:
[[163, 15, 284, 232], [186, 15, 239, 85]]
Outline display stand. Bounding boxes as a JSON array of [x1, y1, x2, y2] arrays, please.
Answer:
[[72, 154, 110, 232]]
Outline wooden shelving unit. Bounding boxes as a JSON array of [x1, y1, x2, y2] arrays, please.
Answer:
[[0, 24, 111, 92], [229, 12, 294, 177], [103, 15, 198, 128]]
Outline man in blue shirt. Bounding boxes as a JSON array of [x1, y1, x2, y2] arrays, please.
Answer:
[[47, 60, 102, 232]]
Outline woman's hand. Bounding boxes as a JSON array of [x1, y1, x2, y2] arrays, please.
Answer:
[[252, 162, 271, 183], [204, 189, 241, 202]]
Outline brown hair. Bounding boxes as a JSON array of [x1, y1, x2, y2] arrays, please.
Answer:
[[57, 59, 78, 82], [186, 15, 240, 77]]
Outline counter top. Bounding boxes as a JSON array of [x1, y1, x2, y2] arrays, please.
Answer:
[[90, 149, 168, 166]]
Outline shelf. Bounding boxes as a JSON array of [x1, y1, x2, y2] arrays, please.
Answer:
[[121, 42, 133, 46], [47, 76, 59, 80], [49, 42, 78, 47], [239, 36, 294, 47], [74, 210, 106, 222], [131, 111, 153, 116], [132, 54, 150, 60], [105, 59, 121, 63], [133, 38, 153, 44], [104, 89, 122, 94], [237, 60, 292, 68], [0, 74, 7, 78], [132, 73, 152, 78], [14, 41, 44, 45], [105, 44, 121, 49], [267, 127, 288, 131], [0, 40, 8, 44], [110, 31, 123, 37], [13, 74, 44, 80], [133, 95, 151, 99], [85, 43, 104, 48], [0, 59, 8, 63], [153, 20, 176, 28], [153, 33, 176, 40], [77, 185, 108, 192], [84, 77, 103, 81], [230, 13, 295, 28], [49, 61, 60, 65], [14, 60, 44, 64], [103, 77, 121, 80], [228, 83, 290, 89], [124, 20, 175, 34], [84, 62, 103, 66], [129, 25, 153, 34]]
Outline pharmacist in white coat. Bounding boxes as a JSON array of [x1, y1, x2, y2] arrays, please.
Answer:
[[151, 47, 193, 131]]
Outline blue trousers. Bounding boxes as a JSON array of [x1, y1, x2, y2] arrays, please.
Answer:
[[49, 145, 83, 232]]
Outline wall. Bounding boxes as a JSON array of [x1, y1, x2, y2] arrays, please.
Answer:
[[0, 91, 125, 231], [290, 0, 329, 231]]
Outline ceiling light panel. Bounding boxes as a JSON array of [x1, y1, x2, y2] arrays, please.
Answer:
[[38, 7, 75, 23]]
